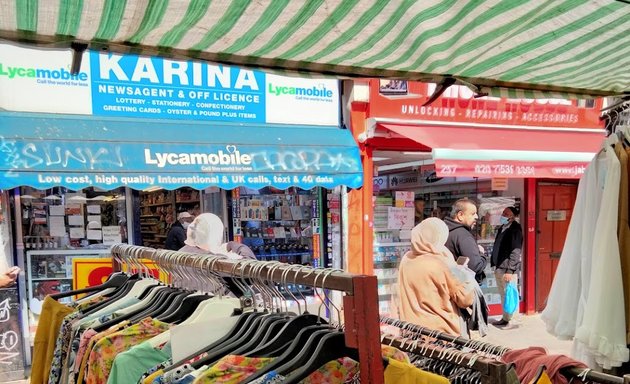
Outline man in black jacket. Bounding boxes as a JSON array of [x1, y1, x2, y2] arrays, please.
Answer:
[[444, 198, 488, 283], [491, 206, 523, 327], [165, 212, 193, 250]]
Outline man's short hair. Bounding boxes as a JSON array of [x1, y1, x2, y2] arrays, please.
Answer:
[[451, 198, 476, 218]]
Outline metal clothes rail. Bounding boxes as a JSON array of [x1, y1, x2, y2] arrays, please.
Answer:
[[111, 244, 385, 384], [381, 335, 510, 384], [381, 316, 630, 384]]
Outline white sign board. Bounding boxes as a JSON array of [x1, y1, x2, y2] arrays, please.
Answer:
[[387, 207, 415, 230]]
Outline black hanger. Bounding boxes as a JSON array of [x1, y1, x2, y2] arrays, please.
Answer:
[[159, 294, 212, 324], [129, 289, 189, 323], [246, 313, 325, 357], [230, 316, 289, 355], [79, 275, 143, 315], [191, 313, 282, 368], [51, 272, 129, 300], [242, 325, 330, 383], [280, 331, 360, 384], [91, 285, 173, 332], [154, 289, 193, 321], [162, 311, 260, 374]]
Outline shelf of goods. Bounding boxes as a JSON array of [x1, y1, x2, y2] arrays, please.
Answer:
[[140, 188, 200, 249]]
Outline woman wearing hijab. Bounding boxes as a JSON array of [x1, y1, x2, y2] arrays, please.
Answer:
[[179, 213, 256, 259], [397, 218, 475, 336]]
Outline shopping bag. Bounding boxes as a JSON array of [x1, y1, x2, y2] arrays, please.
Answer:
[[503, 281, 519, 315]]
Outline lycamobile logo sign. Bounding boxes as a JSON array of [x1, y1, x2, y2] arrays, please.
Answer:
[[0, 63, 89, 81], [268, 83, 334, 99]]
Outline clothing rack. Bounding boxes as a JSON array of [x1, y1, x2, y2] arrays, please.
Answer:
[[110, 244, 386, 384], [381, 316, 630, 384], [381, 334, 509, 384]]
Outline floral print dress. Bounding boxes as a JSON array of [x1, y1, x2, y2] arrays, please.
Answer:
[[84, 318, 170, 384]]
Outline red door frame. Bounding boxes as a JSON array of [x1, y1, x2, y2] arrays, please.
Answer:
[[524, 178, 537, 314]]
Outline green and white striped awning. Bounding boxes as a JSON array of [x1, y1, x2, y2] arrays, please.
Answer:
[[1, 0, 629, 98]]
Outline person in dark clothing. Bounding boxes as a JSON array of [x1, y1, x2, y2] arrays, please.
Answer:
[[444, 198, 488, 283], [491, 206, 523, 327], [165, 212, 193, 250]]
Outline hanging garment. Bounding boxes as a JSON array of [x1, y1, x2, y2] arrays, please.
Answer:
[[502, 346, 586, 384], [77, 322, 130, 384], [541, 158, 596, 339], [48, 312, 82, 384], [383, 358, 449, 384], [192, 355, 274, 383], [299, 344, 409, 384], [32, 296, 75, 384], [574, 147, 628, 369], [107, 341, 170, 384], [616, 144, 630, 343], [84, 317, 170, 384], [248, 371, 285, 384]]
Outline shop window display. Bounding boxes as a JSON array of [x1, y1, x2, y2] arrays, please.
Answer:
[[19, 186, 128, 345], [373, 180, 521, 319]]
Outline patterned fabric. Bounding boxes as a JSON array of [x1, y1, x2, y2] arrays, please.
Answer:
[[301, 345, 409, 384], [192, 355, 274, 384], [139, 352, 209, 384], [161, 364, 194, 384], [249, 371, 286, 384], [77, 323, 129, 384], [139, 362, 170, 383], [66, 298, 141, 384], [172, 376, 195, 384], [48, 312, 81, 384], [84, 318, 170, 384]]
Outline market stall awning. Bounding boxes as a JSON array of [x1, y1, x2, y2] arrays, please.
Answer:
[[379, 123, 606, 179], [0, 112, 363, 190], [0, 1, 629, 97]]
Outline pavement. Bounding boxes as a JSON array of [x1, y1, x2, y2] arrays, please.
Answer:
[[4, 314, 573, 384], [483, 313, 573, 355]]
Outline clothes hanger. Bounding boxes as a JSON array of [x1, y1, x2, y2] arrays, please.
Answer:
[[265, 269, 343, 378], [162, 258, 263, 374], [279, 332, 360, 383], [128, 252, 192, 322], [248, 265, 325, 353], [230, 263, 298, 355], [91, 250, 180, 330], [190, 261, 285, 367], [78, 247, 154, 314], [51, 245, 133, 301], [158, 254, 214, 324]]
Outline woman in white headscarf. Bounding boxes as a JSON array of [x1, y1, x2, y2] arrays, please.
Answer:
[[179, 213, 256, 259], [397, 217, 474, 336]]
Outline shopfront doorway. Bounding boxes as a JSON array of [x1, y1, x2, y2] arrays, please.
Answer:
[[536, 183, 578, 311]]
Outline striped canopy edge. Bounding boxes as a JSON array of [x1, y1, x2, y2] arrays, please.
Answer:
[[0, 0, 628, 99]]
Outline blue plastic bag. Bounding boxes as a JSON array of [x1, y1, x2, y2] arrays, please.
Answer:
[[503, 281, 519, 315]]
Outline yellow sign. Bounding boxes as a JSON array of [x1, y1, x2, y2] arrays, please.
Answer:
[[73, 258, 169, 291], [491, 178, 509, 191]]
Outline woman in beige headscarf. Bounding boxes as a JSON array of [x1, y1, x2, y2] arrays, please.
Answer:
[[179, 213, 256, 259], [397, 217, 474, 336]]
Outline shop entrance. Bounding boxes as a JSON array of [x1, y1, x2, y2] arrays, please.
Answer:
[[536, 182, 578, 311]]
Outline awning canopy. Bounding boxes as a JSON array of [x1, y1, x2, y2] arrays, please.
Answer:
[[0, 1, 629, 97], [379, 123, 606, 179], [0, 113, 363, 190]]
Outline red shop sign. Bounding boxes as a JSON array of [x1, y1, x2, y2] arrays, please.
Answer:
[[370, 80, 603, 129]]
